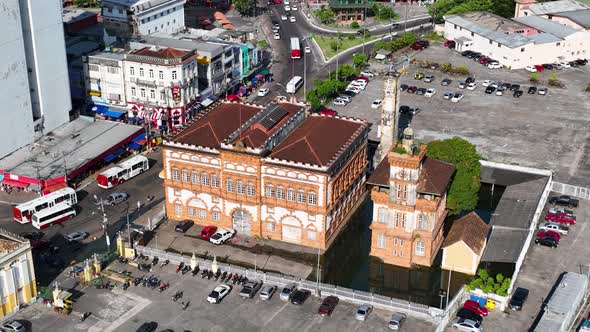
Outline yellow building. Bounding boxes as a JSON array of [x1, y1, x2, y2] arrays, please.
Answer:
[[0, 229, 37, 318], [441, 212, 490, 275]]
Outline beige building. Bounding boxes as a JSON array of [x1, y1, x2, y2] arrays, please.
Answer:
[[0, 230, 37, 318], [441, 212, 490, 275]]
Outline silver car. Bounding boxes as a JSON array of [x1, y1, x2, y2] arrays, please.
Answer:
[[355, 303, 373, 321], [279, 283, 297, 301], [259, 285, 277, 301], [388, 313, 406, 330], [103, 192, 129, 206]]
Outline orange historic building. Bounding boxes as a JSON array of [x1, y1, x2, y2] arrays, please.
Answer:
[[367, 128, 455, 267], [162, 100, 369, 250]]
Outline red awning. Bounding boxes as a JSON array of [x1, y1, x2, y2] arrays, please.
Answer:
[[226, 94, 240, 101], [1, 179, 30, 188], [42, 183, 67, 195], [136, 139, 147, 146]]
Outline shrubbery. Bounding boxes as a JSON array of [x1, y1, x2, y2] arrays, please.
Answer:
[[466, 269, 511, 297]]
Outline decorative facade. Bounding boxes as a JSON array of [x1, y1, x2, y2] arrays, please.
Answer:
[[367, 128, 455, 267], [162, 100, 369, 249]]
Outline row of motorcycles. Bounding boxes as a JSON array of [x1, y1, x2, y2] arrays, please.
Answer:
[[132, 275, 170, 292]]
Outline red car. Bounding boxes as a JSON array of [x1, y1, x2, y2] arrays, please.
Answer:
[[411, 44, 424, 51], [318, 108, 337, 116], [537, 230, 561, 242], [443, 40, 455, 47], [534, 64, 544, 72], [355, 76, 370, 82], [463, 300, 488, 316], [318, 296, 339, 316], [407, 86, 417, 93], [479, 57, 491, 64], [200, 226, 218, 240], [545, 212, 576, 225]]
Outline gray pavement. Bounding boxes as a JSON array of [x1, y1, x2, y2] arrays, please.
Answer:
[[473, 195, 590, 332], [11, 261, 437, 332]]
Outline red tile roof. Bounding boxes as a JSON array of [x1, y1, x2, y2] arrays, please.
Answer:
[[367, 156, 455, 197], [171, 102, 264, 149], [443, 211, 490, 254], [267, 114, 367, 167], [132, 47, 189, 59], [416, 157, 455, 196]]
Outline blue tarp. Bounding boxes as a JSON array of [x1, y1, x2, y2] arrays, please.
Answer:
[[103, 110, 125, 119], [132, 134, 146, 142], [87, 104, 109, 114], [128, 142, 142, 150], [103, 147, 125, 162]]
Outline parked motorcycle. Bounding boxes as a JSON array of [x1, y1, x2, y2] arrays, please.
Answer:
[[159, 283, 169, 292], [172, 290, 183, 302], [231, 273, 239, 284], [81, 312, 91, 322], [214, 270, 221, 281], [220, 271, 227, 281], [161, 259, 170, 268], [181, 265, 190, 275], [207, 270, 214, 280], [117, 256, 128, 264], [191, 266, 200, 277], [201, 269, 209, 279], [182, 301, 190, 311], [133, 277, 142, 286], [152, 256, 159, 266], [176, 262, 184, 273], [122, 281, 130, 290]]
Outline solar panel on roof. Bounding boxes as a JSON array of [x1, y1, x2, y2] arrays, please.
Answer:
[[258, 106, 288, 130]]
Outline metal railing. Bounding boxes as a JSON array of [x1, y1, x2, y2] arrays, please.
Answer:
[[552, 182, 590, 200], [135, 246, 442, 321]]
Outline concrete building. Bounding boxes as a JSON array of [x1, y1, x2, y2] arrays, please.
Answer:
[[86, 51, 128, 107], [367, 129, 455, 268], [441, 212, 490, 275], [101, 0, 186, 39], [0, 230, 37, 319], [162, 100, 369, 250], [328, 0, 372, 23], [444, 10, 590, 69], [0, 0, 71, 158]]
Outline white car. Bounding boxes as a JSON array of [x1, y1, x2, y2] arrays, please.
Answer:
[[495, 87, 505, 96], [281, 15, 288, 21], [355, 304, 373, 321], [540, 222, 568, 235], [353, 79, 367, 86], [488, 62, 502, 69], [273, 33, 280, 40], [559, 62, 571, 69], [289, 16, 296, 22], [538, 87, 548, 95], [452, 317, 482, 331], [65, 231, 89, 242], [207, 284, 231, 303], [304, 46, 311, 53], [525, 65, 537, 72], [489, 81, 499, 88], [425, 88, 436, 97], [284, 5, 291, 11], [283, 0, 289, 3], [257, 88, 270, 97], [371, 99, 382, 109], [481, 80, 492, 87], [451, 93, 464, 103], [279, 283, 297, 301], [209, 229, 236, 245], [443, 92, 453, 100], [292, 5, 298, 10], [466, 82, 477, 91], [259, 285, 277, 301], [333, 99, 347, 106], [360, 71, 375, 78], [347, 84, 364, 91]]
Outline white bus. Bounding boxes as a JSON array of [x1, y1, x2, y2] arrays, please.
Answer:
[[31, 202, 77, 230], [97, 155, 149, 189], [286, 76, 303, 94], [13, 187, 77, 224]]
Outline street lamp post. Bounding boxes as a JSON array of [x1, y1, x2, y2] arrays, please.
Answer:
[[126, 202, 132, 245], [93, 195, 110, 252]]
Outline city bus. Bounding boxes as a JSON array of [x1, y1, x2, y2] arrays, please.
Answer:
[[290, 37, 301, 59], [31, 202, 77, 230], [13, 187, 77, 224], [97, 155, 149, 189], [286, 76, 303, 94]]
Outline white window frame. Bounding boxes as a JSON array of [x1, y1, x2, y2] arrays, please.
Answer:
[[226, 179, 234, 192], [237, 181, 245, 195], [212, 210, 220, 221], [201, 173, 209, 186], [247, 182, 255, 196], [266, 185, 275, 198], [172, 168, 180, 181], [199, 209, 206, 219], [297, 190, 306, 203], [276, 186, 285, 199], [182, 169, 189, 182], [287, 188, 295, 201], [211, 175, 219, 188], [415, 241, 425, 256], [377, 234, 386, 248], [187, 207, 196, 217], [308, 192, 317, 205], [174, 204, 182, 215]]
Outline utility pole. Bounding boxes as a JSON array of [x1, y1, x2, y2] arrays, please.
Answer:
[[126, 202, 132, 245], [404, 3, 409, 31], [446, 267, 453, 308], [94, 195, 110, 252], [316, 247, 321, 295]]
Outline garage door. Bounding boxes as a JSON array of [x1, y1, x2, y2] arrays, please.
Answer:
[[232, 209, 251, 236]]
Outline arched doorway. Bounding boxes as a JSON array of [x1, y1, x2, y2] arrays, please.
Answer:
[[232, 209, 251, 236], [281, 216, 302, 243]]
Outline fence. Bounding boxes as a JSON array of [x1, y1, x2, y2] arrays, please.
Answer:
[[434, 286, 468, 332], [552, 182, 590, 200], [135, 245, 442, 322]]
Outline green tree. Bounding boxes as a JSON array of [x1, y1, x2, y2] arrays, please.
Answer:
[[315, 80, 346, 99], [350, 21, 360, 29], [371, 3, 398, 20], [353, 53, 368, 68], [315, 8, 337, 24], [233, 0, 257, 16], [426, 137, 481, 215], [306, 89, 322, 109], [428, 0, 515, 22], [332, 64, 359, 82], [329, 39, 338, 51], [530, 72, 539, 82]]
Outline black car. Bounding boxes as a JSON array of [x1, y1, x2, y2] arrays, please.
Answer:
[[535, 236, 558, 248], [342, 90, 355, 97], [399, 105, 414, 114], [575, 59, 588, 66], [501, 83, 512, 90], [19, 232, 44, 241], [473, 54, 485, 61], [568, 61, 578, 67], [290, 289, 310, 305], [528, 86, 537, 94], [509, 287, 529, 310], [136, 322, 158, 332], [456, 308, 483, 323], [549, 195, 579, 207], [466, 52, 481, 59], [416, 88, 427, 95], [175, 220, 194, 233], [461, 50, 474, 57], [416, 40, 430, 48], [509, 84, 520, 91], [441, 78, 452, 86], [513, 90, 523, 98], [400, 84, 408, 91], [542, 63, 554, 70], [356, 29, 371, 37], [465, 77, 475, 84], [485, 86, 496, 94]]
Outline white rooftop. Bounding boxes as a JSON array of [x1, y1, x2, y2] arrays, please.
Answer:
[[528, 0, 590, 15], [0, 117, 143, 180]]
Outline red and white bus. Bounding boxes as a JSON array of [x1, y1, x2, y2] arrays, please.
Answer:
[[13, 187, 77, 224], [31, 202, 77, 230], [97, 155, 149, 189], [291, 37, 301, 59]]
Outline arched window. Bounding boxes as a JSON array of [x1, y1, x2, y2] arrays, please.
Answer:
[[297, 190, 306, 203]]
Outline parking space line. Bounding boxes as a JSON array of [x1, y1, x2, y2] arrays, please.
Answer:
[[100, 291, 152, 332], [263, 301, 290, 326]]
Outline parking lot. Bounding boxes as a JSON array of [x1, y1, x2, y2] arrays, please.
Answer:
[[459, 196, 590, 331], [334, 43, 590, 186], [12, 260, 436, 332]]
